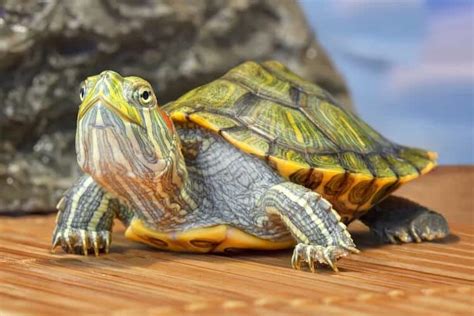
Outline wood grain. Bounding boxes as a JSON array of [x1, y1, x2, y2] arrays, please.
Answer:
[[0, 166, 473, 315]]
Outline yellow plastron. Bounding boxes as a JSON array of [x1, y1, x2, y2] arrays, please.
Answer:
[[125, 219, 295, 253]]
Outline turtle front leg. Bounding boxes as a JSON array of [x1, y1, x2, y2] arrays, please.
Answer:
[[359, 196, 450, 244], [52, 175, 133, 256], [258, 182, 359, 272]]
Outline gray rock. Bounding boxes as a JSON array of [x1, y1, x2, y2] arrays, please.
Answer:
[[0, 0, 352, 214]]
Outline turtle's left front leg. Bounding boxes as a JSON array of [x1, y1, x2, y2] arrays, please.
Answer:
[[52, 175, 134, 255], [258, 182, 359, 272], [359, 196, 450, 243]]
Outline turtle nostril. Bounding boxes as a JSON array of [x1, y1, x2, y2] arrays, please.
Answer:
[[100, 72, 110, 79]]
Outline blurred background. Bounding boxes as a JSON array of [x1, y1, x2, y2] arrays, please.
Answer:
[[301, 0, 474, 164]]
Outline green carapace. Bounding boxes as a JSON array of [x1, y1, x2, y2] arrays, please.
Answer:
[[52, 61, 449, 272]]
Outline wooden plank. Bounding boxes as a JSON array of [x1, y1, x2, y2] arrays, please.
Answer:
[[0, 166, 473, 315]]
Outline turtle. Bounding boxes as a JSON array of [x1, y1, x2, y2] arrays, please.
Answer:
[[52, 60, 449, 272]]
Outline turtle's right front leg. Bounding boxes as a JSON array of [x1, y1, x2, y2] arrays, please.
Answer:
[[52, 175, 133, 256]]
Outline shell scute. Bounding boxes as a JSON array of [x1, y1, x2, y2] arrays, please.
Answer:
[[338, 152, 373, 177], [224, 61, 295, 107], [261, 60, 327, 98], [384, 154, 419, 178], [304, 98, 382, 153], [398, 147, 436, 173], [272, 144, 309, 166], [366, 154, 397, 178], [189, 112, 239, 131], [324, 173, 354, 197], [306, 154, 343, 171], [221, 127, 269, 157]]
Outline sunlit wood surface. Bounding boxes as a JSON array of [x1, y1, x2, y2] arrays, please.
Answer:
[[0, 166, 473, 315]]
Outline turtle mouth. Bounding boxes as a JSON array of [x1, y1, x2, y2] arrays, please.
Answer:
[[80, 101, 124, 131], [79, 96, 143, 128]]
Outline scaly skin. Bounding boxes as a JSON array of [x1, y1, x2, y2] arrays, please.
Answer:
[[52, 64, 449, 272]]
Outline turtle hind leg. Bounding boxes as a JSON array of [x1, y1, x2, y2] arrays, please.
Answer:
[[359, 195, 450, 244], [258, 182, 359, 272]]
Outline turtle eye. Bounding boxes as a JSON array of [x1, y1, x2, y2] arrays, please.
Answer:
[[137, 86, 154, 107], [79, 86, 86, 101]]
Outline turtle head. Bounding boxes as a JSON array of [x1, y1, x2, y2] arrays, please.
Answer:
[[75, 71, 183, 198]]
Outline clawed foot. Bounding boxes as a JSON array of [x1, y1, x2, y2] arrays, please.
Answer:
[[361, 196, 450, 244], [380, 211, 449, 244], [51, 226, 111, 256], [291, 243, 359, 272]]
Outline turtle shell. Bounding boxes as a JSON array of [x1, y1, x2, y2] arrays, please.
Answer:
[[163, 61, 437, 222]]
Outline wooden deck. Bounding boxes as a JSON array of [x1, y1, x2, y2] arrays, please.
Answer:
[[0, 166, 473, 315]]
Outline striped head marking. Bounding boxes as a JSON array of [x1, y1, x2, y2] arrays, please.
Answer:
[[76, 70, 181, 200]]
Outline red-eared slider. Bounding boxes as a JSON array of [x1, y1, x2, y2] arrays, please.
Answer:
[[52, 61, 449, 272]]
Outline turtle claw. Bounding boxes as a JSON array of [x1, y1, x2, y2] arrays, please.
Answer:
[[291, 249, 301, 270], [51, 227, 112, 256], [104, 232, 111, 254], [51, 231, 61, 253], [56, 197, 66, 211], [343, 245, 360, 254], [91, 232, 100, 257], [323, 252, 337, 272], [291, 243, 353, 273], [80, 230, 89, 256]]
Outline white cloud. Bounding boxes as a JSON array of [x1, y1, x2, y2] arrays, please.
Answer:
[[389, 6, 474, 91]]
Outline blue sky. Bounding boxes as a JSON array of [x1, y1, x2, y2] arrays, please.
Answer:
[[299, 0, 474, 164]]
